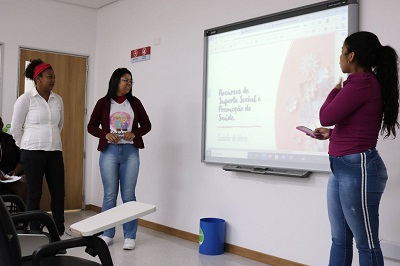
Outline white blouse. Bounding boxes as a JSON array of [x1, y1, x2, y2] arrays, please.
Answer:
[[10, 89, 64, 151]]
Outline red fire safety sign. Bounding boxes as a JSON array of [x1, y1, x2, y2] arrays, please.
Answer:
[[131, 46, 151, 63]]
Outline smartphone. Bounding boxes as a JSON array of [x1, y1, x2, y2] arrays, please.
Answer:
[[296, 126, 320, 138]]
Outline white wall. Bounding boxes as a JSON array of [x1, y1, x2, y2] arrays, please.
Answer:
[[0, 0, 97, 118], [2, 0, 400, 265], [91, 0, 400, 265], [0, 0, 97, 201]]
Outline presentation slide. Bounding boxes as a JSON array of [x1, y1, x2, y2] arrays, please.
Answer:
[[203, 5, 354, 172]]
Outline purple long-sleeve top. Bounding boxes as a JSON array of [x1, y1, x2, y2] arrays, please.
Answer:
[[319, 72, 383, 156]]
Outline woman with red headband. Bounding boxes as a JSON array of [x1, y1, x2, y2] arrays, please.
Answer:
[[11, 59, 65, 236]]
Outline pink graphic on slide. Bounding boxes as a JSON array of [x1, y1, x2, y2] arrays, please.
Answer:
[[275, 34, 335, 152]]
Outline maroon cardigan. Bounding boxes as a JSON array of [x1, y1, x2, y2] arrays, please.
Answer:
[[87, 96, 151, 151]]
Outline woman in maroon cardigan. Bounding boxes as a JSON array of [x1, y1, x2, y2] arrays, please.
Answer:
[[87, 68, 151, 250]]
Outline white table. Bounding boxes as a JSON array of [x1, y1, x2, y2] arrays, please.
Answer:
[[69, 201, 156, 236]]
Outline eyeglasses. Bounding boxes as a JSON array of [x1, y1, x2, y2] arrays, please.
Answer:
[[120, 78, 134, 84]]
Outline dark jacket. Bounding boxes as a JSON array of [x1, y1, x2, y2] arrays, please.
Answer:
[[0, 133, 20, 173], [87, 96, 151, 151]]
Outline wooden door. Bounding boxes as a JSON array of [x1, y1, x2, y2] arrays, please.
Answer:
[[19, 48, 87, 210]]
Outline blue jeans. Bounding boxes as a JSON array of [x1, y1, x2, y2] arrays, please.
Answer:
[[327, 149, 387, 265], [99, 144, 140, 239]]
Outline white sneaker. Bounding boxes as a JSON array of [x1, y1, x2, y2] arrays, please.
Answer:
[[123, 238, 135, 250], [59, 233, 72, 240], [99, 235, 114, 246]]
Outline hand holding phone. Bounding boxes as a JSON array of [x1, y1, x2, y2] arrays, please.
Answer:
[[296, 126, 321, 138]]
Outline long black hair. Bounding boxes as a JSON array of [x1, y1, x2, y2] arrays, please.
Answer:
[[106, 68, 133, 100], [345, 31, 399, 138]]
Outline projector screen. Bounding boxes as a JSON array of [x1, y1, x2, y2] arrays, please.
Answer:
[[202, 0, 359, 172]]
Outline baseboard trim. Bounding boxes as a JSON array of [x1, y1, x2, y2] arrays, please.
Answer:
[[85, 205, 305, 266], [138, 219, 305, 266], [381, 240, 400, 261], [85, 204, 101, 213]]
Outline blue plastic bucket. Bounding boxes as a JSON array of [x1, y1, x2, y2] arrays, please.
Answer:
[[199, 218, 226, 255]]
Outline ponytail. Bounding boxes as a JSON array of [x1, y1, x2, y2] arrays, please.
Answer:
[[374, 45, 399, 138], [345, 31, 399, 138]]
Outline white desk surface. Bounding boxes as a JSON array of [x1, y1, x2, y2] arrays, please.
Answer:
[[69, 201, 156, 236]]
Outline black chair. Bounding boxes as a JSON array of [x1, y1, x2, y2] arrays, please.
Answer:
[[1, 194, 26, 211], [1, 194, 28, 230], [1, 194, 64, 261], [0, 196, 113, 266]]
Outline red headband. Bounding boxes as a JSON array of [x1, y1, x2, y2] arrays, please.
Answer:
[[33, 63, 52, 79]]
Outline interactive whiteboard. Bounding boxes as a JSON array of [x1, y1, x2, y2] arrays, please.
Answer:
[[202, 0, 359, 172]]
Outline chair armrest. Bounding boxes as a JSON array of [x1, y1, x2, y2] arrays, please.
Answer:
[[0, 194, 26, 212], [32, 236, 113, 266], [10, 211, 61, 242], [0, 194, 28, 229]]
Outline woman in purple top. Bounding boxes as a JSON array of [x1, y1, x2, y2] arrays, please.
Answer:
[[315, 32, 399, 265]]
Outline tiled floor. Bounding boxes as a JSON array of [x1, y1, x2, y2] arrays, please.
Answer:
[[63, 210, 270, 266]]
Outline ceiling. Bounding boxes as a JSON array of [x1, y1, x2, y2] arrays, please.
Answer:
[[51, 0, 118, 9]]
